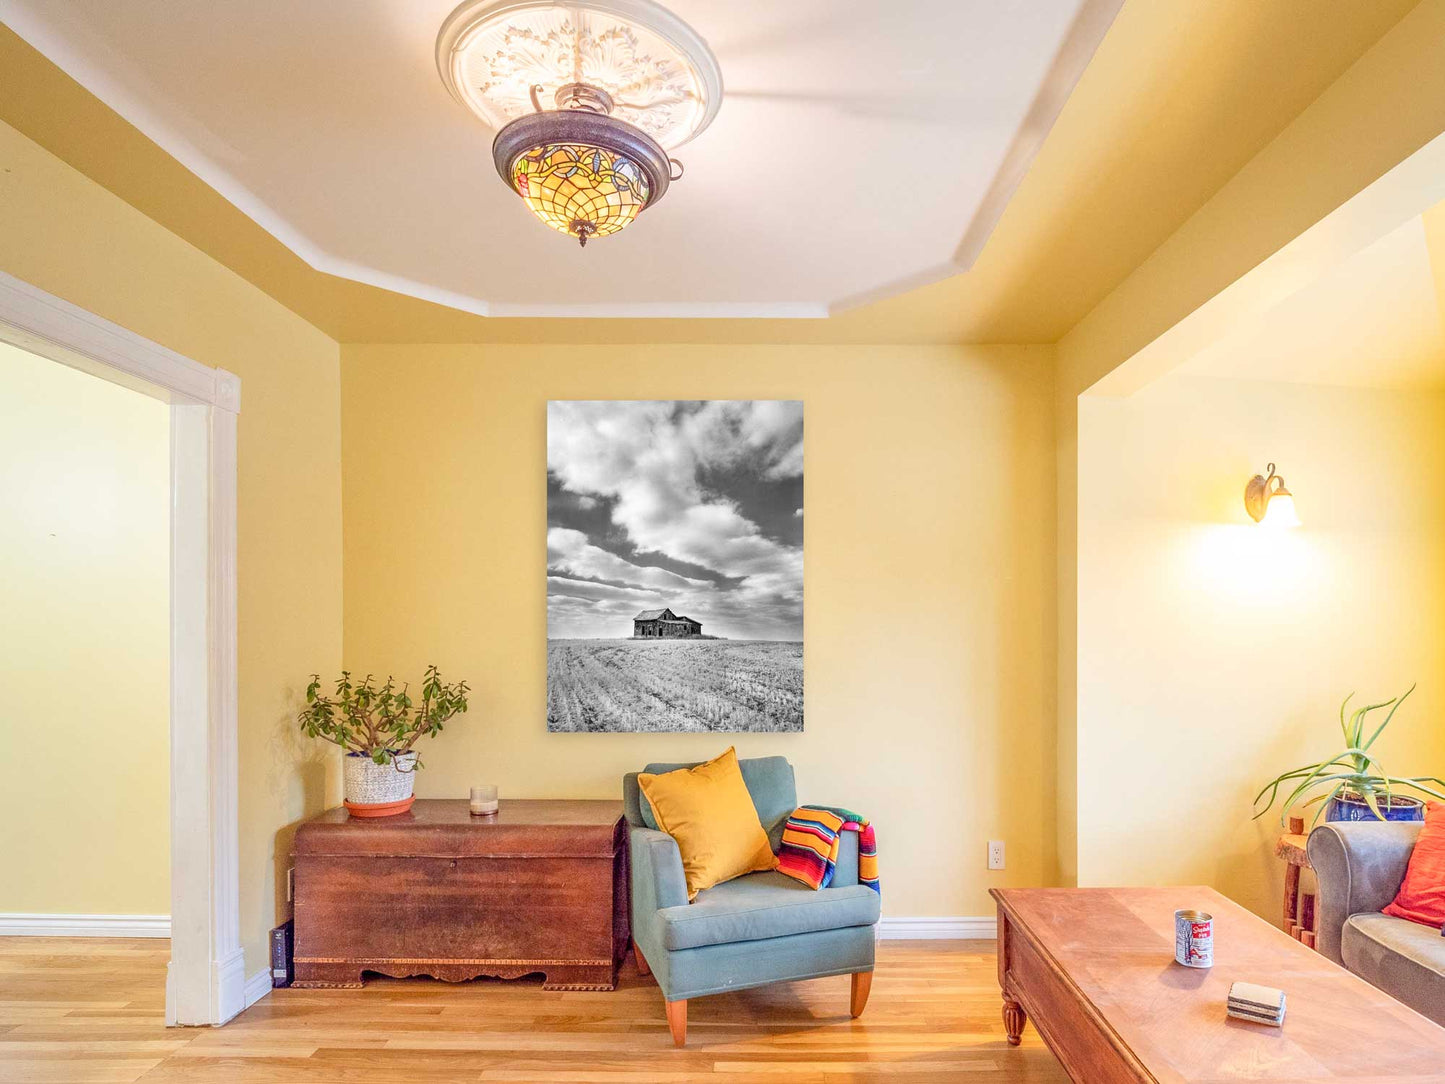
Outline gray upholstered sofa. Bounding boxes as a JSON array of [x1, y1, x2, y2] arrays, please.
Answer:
[[623, 756, 880, 1046], [1308, 820, 1445, 1025]]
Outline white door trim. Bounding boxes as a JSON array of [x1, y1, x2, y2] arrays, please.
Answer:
[[0, 269, 243, 1026]]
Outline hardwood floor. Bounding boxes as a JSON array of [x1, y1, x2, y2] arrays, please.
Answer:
[[0, 936, 1067, 1082]]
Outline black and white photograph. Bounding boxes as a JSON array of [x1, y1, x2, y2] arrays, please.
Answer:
[[547, 400, 804, 732]]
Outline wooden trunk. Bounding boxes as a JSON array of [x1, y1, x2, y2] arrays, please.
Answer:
[[291, 799, 628, 991]]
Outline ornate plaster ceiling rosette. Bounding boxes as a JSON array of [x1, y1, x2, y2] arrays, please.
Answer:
[[436, 0, 724, 151]]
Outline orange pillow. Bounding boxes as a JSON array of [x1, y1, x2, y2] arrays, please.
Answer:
[[1383, 801, 1445, 927], [638, 747, 777, 900]]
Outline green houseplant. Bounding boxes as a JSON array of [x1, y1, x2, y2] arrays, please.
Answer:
[[1253, 684, 1444, 827], [298, 665, 469, 816]]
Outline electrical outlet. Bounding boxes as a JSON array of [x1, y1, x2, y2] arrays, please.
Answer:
[[987, 840, 1005, 870], [286, 867, 295, 902]]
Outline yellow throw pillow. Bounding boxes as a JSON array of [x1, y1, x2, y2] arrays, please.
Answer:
[[638, 747, 777, 900]]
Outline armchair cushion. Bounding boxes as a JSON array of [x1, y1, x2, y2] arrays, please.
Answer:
[[657, 870, 881, 951], [637, 754, 797, 849], [1341, 912, 1445, 1027], [638, 747, 777, 900], [1383, 801, 1445, 927]]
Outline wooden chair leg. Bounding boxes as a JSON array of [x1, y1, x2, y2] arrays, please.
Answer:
[[850, 971, 873, 1018], [634, 939, 651, 978], [665, 998, 687, 1046]]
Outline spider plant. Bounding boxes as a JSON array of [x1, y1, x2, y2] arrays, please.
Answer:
[[1253, 684, 1445, 827]]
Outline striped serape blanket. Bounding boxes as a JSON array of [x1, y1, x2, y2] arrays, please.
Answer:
[[776, 805, 879, 894]]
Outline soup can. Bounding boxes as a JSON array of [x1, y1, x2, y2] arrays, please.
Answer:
[[1175, 909, 1213, 968]]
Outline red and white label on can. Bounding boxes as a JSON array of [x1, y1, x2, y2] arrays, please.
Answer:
[[1175, 909, 1214, 968]]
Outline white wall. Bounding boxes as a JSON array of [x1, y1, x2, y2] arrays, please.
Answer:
[[0, 340, 170, 915]]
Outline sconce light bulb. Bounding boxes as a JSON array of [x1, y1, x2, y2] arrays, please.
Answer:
[[1261, 491, 1300, 528]]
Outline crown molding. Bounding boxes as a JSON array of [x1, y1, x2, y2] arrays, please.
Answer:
[[0, 0, 1116, 320]]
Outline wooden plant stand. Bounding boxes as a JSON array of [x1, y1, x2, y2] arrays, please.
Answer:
[[1275, 815, 1318, 949]]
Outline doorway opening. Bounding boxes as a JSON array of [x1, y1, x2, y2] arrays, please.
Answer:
[[0, 270, 244, 1026]]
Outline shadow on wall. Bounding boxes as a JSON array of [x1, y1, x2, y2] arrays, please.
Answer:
[[268, 698, 337, 929], [991, 359, 1060, 886]]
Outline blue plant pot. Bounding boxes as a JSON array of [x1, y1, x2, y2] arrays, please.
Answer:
[[1325, 793, 1425, 822]]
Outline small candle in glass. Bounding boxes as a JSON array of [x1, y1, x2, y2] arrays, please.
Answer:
[[469, 785, 498, 816]]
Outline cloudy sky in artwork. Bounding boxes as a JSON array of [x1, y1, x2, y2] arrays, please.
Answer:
[[547, 401, 803, 640]]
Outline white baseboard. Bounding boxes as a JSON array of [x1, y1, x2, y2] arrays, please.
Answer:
[[216, 947, 247, 1025], [243, 968, 272, 1010], [876, 916, 995, 940], [0, 913, 170, 938]]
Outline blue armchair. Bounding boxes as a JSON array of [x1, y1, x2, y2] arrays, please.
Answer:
[[624, 755, 880, 1046]]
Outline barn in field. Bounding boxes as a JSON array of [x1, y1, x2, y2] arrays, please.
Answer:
[[633, 607, 702, 638]]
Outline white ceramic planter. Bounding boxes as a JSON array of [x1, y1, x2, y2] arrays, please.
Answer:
[[343, 751, 418, 816]]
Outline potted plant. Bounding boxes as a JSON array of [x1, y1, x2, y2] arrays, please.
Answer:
[[298, 665, 469, 816], [1253, 684, 1444, 827]]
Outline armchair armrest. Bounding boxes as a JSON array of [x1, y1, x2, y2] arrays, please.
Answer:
[[831, 829, 860, 887], [800, 805, 861, 887], [1307, 820, 1422, 964], [629, 827, 688, 971], [630, 826, 688, 915]]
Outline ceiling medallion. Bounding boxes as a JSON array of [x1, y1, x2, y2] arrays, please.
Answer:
[[436, 0, 723, 247]]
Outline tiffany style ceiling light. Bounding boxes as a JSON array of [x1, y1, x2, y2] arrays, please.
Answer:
[[436, 0, 722, 247]]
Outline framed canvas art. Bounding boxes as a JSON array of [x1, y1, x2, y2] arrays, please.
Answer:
[[546, 400, 803, 732]]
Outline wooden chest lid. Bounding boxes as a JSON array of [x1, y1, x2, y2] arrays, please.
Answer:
[[292, 799, 625, 859]]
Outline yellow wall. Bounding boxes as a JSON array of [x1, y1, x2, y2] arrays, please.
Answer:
[[341, 343, 1057, 917], [1, 0, 1440, 959], [1062, 0, 1445, 395], [0, 341, 169, 915], [1055, 0, 1445, 884], [0, 119, 342, 971], [1077, 373, 1445, 917]]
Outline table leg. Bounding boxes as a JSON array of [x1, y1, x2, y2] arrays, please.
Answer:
[[1299, 892, 1317, 949], [1003, 997, 1026, 1046], [1283, 862, 1301, 933]]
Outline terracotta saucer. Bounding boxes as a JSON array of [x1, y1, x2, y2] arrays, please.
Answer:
[[344, 796, 416, 817]]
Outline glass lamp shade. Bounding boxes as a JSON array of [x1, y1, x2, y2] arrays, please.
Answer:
[[512, 143, 652, 243], [1261, 492, 1300, 528], [493, 110, 671, 246]]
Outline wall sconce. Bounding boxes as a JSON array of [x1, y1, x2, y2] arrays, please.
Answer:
[[1244, 463, 1300, 527]]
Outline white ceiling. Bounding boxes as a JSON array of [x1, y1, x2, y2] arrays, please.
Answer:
[[0, 0, 1116, 318], [1179, 213, 1445, 390]]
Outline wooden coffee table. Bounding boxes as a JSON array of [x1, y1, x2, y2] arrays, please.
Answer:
[[992, 886, 1445, 1082]]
